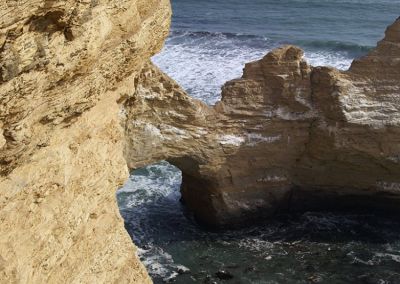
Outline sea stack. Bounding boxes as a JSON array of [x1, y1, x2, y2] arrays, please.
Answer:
[[124, 19, 400, 226], [1, 0, 400, 282]]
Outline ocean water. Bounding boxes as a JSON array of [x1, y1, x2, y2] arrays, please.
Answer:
[[118, 163, 400, 284], [118, 1, 400, 283], [153, 0, 399, 105]]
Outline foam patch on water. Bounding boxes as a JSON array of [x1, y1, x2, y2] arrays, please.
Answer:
[[138, 244, 186, 282], [238, 238, 275, 253], [305, 51, 353, 70], [375, 253, 400, 263], [153, 31, 268, 105], [118, 161, 400, 283], [117, 162, 182, 209], [153, 31, 355, 105], [117, 162, 189, 281], [139, 246, 173, 277], [137, 241, 191, 282]]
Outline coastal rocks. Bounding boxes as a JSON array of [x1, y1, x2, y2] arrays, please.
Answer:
[[292, 18, 400, 209], [125, 18, 400, 227], [123, 46, 315, 226], [209, 18, 400, 223], [215, 270, 234, 280], [1, 1, 400, 283], [208, 18, 400, 224], [0, 0, 171, 283]]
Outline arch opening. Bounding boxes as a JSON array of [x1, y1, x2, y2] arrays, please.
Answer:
[[116, 161, 191, 282], [116, 160, 400, 284]]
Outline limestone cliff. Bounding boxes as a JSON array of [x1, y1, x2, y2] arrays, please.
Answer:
[[1, 1, 399, 282], [0, 0, 171, 283], [125, 18, 400, 227]]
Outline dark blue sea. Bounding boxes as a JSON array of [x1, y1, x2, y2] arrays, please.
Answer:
[[118, 1, 400, 283]]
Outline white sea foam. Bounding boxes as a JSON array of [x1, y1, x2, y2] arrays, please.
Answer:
[[305, 51, 353, 70], [138, 245, 175, 278], [238, 238, 275, 252], [153, 32, 354, 105], [117, 162, 182, 208], [119, 28, 391, 283], [152, 33, 268, 105], [375, 253, 400, 263]]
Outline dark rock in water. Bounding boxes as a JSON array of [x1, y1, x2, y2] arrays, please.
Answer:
[[215, 270, 234, 280], [177, 266, 190, 274], [203, 274, 217, 284], [200, 255, 211, 260], [358, 274, 385, 284], [305, 264, 316, 272], [244, 266, 257, 273], [142, 244, 152, 250], [307, 274, 323, 283], [163, 276, 176, 283]]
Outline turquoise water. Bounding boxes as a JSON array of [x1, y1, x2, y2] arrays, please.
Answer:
[[118, 1, 400, 283]]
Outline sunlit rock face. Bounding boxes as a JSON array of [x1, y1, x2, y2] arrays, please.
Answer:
[[0, 0, 171, 283], [1, 1, 399, 283], [293, 18, 400, 207], [125, 18, 400, 227]]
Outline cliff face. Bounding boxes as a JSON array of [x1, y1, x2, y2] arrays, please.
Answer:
[[0, 0, 170, 283], [294, 19, 400, 207], [125, 18, 400, 227], [206, 18, 400, 224], [1, 1, 399, 282], [207, 18, 400, 224]]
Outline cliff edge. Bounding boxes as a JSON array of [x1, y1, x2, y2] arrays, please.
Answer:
[[0, 0, 171, 283], [1, 1, 399, 282]]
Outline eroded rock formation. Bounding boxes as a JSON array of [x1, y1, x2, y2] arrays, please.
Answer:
[[0, 0, 399, 282], [0, 0, 171, 283], [125, 18, 400, 227]]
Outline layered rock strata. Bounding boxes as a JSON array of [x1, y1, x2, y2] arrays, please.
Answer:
[[1, 1, 399, 282], [0, 0, 171, 283], [125, 18, 400, 226]]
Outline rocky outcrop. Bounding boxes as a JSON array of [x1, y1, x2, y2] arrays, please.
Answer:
[[125, 18, 400, 227], [0, 0, 171, 283], [1, 1, 399, 282]]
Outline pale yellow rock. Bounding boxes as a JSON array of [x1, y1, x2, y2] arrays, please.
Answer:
[[0, 125, 5, 149], [1, 1, 400, 283], [0, 0, 171, 283]]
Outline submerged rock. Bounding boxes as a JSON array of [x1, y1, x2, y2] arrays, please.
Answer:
[[215, 270, 234, 280], [177, 265, 190, 274]]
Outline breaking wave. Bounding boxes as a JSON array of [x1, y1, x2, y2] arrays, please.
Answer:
[[153, 30, 364, 105]]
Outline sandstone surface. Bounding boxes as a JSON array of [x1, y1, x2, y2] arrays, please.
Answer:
[[0, 0, 171, 283], [1, 0, 400, 282], [125, 18, 400, 227]]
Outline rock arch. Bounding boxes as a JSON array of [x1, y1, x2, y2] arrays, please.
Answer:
[[0, 0, 399, 281], [124, 19, 400, 228]]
